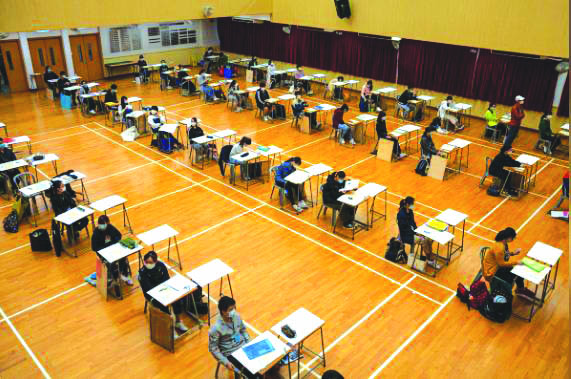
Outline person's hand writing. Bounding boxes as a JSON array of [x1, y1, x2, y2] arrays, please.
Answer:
[[513, 248, 522, 255], [225, 362, 235, 371]]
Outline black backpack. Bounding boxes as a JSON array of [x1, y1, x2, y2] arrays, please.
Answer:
[[415, 159, 428, 176], [479, 277, 513, 323], [385, 238, 407, 263], [487, 184, 501, 197], [29, 229, 53, 252], [3, 210, 18, 233]]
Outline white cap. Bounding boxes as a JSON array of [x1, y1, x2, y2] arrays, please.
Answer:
[[515, 95, 525, 101]]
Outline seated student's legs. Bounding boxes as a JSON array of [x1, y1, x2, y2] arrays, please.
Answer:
[[337, 124, 353, 143], [548, 135, 561, 152], [496, 169, 514, 193], [494, 267, 525, 289], [339, 203, 354, 226], [284, 181, 304, 205], [227, 355, 263, 379], [359, 97, 369, 112], [117, 257, 131, 278]]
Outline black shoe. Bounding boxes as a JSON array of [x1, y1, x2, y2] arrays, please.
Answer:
[[370, 150, 378, 155]]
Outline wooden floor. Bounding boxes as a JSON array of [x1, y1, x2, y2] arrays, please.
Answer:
[[0, 71, 568, 379]]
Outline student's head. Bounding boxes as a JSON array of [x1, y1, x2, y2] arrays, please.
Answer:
[[337, 76, 343, 81], [207, 46, 213, 51], [97, 215, 110, 231], [239, 136, 252, 146], [400, 196, 415, 210], [230, 80, 237, 88], [542, 112, 552, 120], [295, 91, 303, 99], [296, 65, 302, 70], [408, 85, 414, 91], [500, 144, 513, 155], [367, 80, 373, 88], [139, 54, 144, 59], [268, 59, 273, 65], [110, 84, 117, 92], [45, 66, 51, 73], [430, 117, 441, 127], [423, 126, 436, 137], [322, 370, 344, 379], [51, 180, 64, 194], [191, 117, 198, 126], [340, 104, 349, 112], [60, 71, 66, 76], [218, 296, 236, 318], [150, 105, 158, 114], [336, 171, 346, 183], [515, 95, 525, 105], [80, 80, 86, 85], [143, 251, 158, 268], [288, 157, 301, 167], [495, 227, 517, 243], [488, 103, 496, 111], [120, 96, 128, 107], [259, 80, 266, 88], [446, 95, 453, 104], [160, 59, 166, 64]]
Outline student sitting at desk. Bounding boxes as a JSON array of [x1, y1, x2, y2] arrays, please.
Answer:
[[118, 96, 133, 125], [484, 103, 506, 138], [188, 117, 208, 159], [104, 83, 118, 104], [247, 56, 257, 69], [228, 80, 246, 111], [230, 137, 253, 180], [396, 196, 436, 268], [266, 59, 276, 88], [323, 171, 354, 229], [292, 92, 308, 118], [138, 251, 190, 335], [482, 227, 536, 300], [397, 86, 417, 120], [295, 65, 312, 95], [137, 55, 148, 83], [79, 81, 97, 115], [174, 65, 187, 87], [148, 106, 165, 147], [489, 145, 522, 197], [333, 104, 356, 145], [437, 96, 462, 134], [203, 47, 215, 73], [209, 296, 263, 379], [275, 157, 309, 213], [550, 170, 569, 212], [371, 108, 402, 158], [43, 66, 59, 98], [0, 143, 19, 194], [329, 76, 345, 101], [360, 80, 373, 112], [48, 180, 87, 243], [56, 71, 70, 97], [255, 81, 272, 121], [198, 69, 219, 102], [420, 126, 439, 162], [91, 215, 133, 287], [159, 60, 175, 89], [538, 113, 561, 154]]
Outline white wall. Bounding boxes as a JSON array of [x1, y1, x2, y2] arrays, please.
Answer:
[[99, 19, 219, 58]]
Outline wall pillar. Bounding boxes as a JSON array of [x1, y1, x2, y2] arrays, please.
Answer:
[[17, 32, 36, 90], [61, 29, 75, 77]]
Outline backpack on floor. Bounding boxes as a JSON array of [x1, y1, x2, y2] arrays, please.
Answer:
[[274, 103, 286, 120], [457, 280, 490, 311], [29, 229, 53, 252], [487, 184, 501, 197], [479, 277, 513, 323], [3, 210, 18, 233], [158, 131, 174, 154], [415, 159, 428, 176], [385, 238, 407, 263]]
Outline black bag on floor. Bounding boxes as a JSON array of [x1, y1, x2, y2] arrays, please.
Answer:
[[29, 229, 53, 252], [487, 185, 501, 197], [3, 210, 18, 233], [385, 238, 407, 263], [415, 159, 428, 176], [274, 103, 286, 120], [158, 131, 174, 154], [246, 162, 263, 179], [51, 219, 63, 257]]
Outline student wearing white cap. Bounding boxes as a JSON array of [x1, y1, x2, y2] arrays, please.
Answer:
[[504, 95, 525, 147]]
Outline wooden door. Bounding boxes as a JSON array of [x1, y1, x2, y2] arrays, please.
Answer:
[[69, 35, 89, 81], [28, 38, 66, 89], [0, 41, 28, 92], [83, 35, 103, 81]]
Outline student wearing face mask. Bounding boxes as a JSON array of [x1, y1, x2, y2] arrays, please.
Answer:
[[538, 113, 560, 154], [138, 251, 189, 334], [420, 126, 439, 161], [48, 180, 88, 243], [79, 80, 97, 115], [371, 107, 402, 158], [322, 171, 355, 229], [209, 296, 264, 379], [104, 84, 118, 104], [188, 117, 208, 159], [274, 157, 309, 213], [437, 95, 461, 134], [147, 106, 165, 147], [91, 215, 133, 286], [484, 103, 506, 139], [396, 196, 437, 268], [43, 66, 59, 98]]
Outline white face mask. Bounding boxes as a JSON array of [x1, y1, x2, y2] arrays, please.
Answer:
[[228, 309, 237, 318], [409, 205, 415, 210], [144, 263, 155, 270], [98, 224, 107, 231]]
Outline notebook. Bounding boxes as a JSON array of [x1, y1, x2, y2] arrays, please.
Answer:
[[243, 339, 275, 360], [550, 210, 569, 219], [343, 180, 359, 191], [257, 146, 269, 152], [427, 220, 448, 232], [521, 257, 546, 273]]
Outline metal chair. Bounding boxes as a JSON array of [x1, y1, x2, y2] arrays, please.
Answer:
[[269, 166, 286, 209], [483, 124, 500, 143], [480, 157, 504, 191], [317, 184, 338, 226], [13, 172, 49, 224], [535, 137, 553, 155]]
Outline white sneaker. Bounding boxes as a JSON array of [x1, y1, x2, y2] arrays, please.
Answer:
[[175, 321, 189, 332], [399, 153, 407, 159], [293, 204, 302, 213], [299, 200, 309, 209], [350, 139, 356, 145], [89, 110, 96, 115], [213, 97, 219, 101], [339, 139, 344, 145], [236, 107, 242, 112], [263, 116, 268, 121]]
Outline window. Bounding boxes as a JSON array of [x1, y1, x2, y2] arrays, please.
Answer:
[[49, 47, 56, 65], [6, 51, 13, 70], [38, 48, 45, 66], [77, 45, 83, 63], [87, 43, 93, 61], [150, 23, 196, 47], [109, 26, 141, 53]]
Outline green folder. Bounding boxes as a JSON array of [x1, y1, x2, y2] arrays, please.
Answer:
[[521, 257, 546, 272], [258, 146, 269, 152]]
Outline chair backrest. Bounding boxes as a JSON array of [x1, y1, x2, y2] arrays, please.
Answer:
[[220, 145, 233, 163], [13, 172, 37, 189], [479, 246, 490, 279], [484, 157, 492, 175]]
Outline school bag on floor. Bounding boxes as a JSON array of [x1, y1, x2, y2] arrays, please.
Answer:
[[457, 280, 489, 311], [415, 159, 428, 176], [385, 238, 407, 263], [158, 131, 174, 154], [3, 210, 18, 233], [29, 229, 53, 252], [479, 277, 513, 323]]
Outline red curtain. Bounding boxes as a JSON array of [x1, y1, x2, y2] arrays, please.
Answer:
[[471, 50, 558, 112], [557, 74, 569, 117], [398, 40, 477, 97], [217, 19, 560, 111]]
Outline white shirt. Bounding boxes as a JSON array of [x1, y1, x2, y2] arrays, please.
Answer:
[[438, 100, 454, 119], [230, 143, 244, 158], [148, 114, 165, 130]]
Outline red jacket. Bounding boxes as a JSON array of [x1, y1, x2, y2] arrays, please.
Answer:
[[509, 103, 525, 126], [332, 108, 345, 129]]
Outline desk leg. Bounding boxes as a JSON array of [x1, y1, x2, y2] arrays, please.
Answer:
[[53, 161, 58, 175], [320, 327, 326, 367], [174, 236, 182, 270], [122, 204, 133, 234], [460, 219, 465, 252], [27, 141, 32, 155]]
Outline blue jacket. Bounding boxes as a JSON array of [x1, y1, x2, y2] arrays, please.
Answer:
[[275, 161, 295, 186]]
